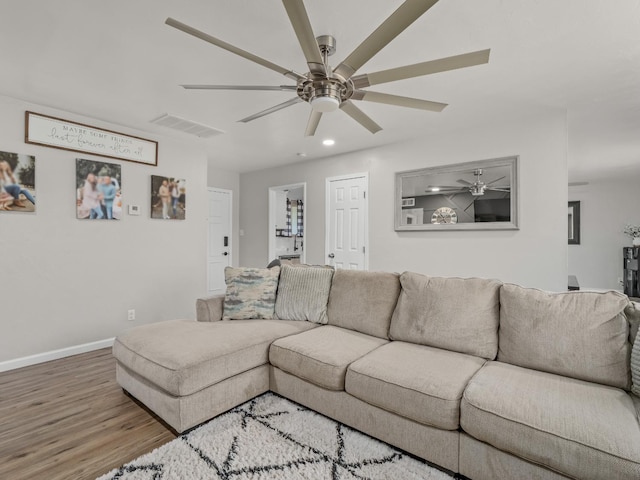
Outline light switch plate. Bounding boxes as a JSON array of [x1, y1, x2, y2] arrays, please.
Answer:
[[128, 205, 140, 215]]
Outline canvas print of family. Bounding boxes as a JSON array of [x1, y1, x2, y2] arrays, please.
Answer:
[[0, 150, 36, 213], [76, 158, 122, 220], [151, 175, 186, 220]]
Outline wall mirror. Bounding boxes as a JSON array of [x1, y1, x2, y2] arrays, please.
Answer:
[[395, 156, 519, 231]]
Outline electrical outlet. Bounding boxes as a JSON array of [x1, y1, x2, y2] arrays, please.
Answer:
[[127, 309, 136, 321]]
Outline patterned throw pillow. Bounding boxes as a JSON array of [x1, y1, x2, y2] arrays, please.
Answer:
[[275, 264, 334, 324], [222, 266, 280, 320]]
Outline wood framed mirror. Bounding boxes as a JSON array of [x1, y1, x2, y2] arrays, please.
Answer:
[[395, 156, 519, 231]]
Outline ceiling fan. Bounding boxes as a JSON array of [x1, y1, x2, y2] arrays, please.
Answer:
[[426, 169, 511, 196], [165, 0, 490, 136]]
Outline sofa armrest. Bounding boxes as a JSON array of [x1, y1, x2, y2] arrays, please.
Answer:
[[196, 295, 225, 322]]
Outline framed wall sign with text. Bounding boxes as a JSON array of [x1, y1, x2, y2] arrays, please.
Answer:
[[25, 111, 158, 166]]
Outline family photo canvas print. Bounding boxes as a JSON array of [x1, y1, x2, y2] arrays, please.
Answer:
[[0, 150, 36, 213], [151, 175, 185, 220], [76, 158, 122, 220]]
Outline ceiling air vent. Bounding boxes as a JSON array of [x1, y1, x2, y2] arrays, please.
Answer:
[[150, 114, 224, 138]]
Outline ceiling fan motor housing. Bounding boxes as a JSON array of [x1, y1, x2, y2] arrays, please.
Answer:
[[298, 35, 354, 112], [302, 79, 351, 112]]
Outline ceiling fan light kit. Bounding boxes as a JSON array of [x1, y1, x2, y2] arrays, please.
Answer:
[[310, 96, 340, 113], [165, 0, 490, 136]]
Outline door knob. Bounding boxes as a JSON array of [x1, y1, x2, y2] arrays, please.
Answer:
[[328, 253, 335, 259], [223, 252, 228, 256]]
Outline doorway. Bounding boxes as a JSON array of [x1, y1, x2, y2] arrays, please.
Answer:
[[268, 183, 307, 265], [207, 188, 232, 296], [325, 173, 369, 270]]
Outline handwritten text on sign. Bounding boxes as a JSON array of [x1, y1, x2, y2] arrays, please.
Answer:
[[25, 111, 158, 166]]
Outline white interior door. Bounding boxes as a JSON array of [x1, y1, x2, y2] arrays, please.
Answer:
[[326, 174, 368, 270], [208, 188, 232, 296]]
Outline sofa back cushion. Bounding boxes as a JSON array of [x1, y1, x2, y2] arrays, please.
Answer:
[[222, 266, 280, 320], [327, 269, 400, 338], [498, 284, 631, 389], [389, 272, 501, 359], [275, 264, 334, 324]]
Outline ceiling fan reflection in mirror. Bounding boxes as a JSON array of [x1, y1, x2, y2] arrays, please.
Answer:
[[165, 0, 490, 136], [426, 169, 511, 196]]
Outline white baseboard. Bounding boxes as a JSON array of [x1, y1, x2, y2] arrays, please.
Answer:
[[0, 338, 115, 373]]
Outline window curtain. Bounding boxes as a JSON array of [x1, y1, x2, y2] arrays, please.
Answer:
[[285, 199, 292, 237], [296, 200, 304, 237]]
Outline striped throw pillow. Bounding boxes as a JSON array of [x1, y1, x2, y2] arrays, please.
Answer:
[[275, 264, 334, 324], [633, 340, 640, 396], [627, 302, 640, 396], [223, 266, 280, 320]]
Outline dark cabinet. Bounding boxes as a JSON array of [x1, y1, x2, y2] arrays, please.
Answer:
[[623, 247, 640, 297]]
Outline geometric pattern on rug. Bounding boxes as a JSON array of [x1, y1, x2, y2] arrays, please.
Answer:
[[96, 392, 452, 479]]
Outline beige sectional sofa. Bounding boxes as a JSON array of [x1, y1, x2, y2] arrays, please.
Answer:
[[113, 266, 640, 480]]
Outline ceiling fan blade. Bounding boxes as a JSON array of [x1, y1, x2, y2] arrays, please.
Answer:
[[352, 49, 491, 88], [181, 85, 298, 91], [333, 0, 439, 80], [340, 101, 382, 134], [423, 188, 466, 195], [165, 18, 304, 81], [486, 175, 506, 186], [486, 187, 511, 192], [282, 0, 325, 75], [456, 179, 472, 186], [238, 97, 303, 123], [352, 90, 447, 112], [305, 110, 322, 136]]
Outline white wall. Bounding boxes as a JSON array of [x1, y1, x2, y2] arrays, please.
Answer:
[[0, 95, 209, 363], [568, 177, 640, 290], [240, 112, 568, 291]]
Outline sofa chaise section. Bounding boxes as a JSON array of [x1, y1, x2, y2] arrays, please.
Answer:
[[113, 317, 316, 432]]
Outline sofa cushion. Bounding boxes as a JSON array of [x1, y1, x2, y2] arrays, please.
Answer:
[[269, 325, 387, 391], [113, 318, 317, 396], [346, 341, 486, 430], [498, 284, 631, 389], [275, 264, 334, 324], [389, 272, 501, 359], [222, 266, 280, 320], [327, 269, 400, 338], [461, 361, 640, 480]]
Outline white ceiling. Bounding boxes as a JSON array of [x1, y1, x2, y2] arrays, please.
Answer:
[[1, 0, 639, 179]]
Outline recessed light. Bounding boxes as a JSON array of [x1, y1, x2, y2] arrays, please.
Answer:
[[431, 187, 440, 192], [322, 139, 335, 146]]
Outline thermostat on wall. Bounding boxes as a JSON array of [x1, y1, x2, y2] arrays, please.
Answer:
[[128, 205, 140, 215]]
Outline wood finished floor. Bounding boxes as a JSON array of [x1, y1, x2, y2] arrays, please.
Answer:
[[0, 348, 177, 480]]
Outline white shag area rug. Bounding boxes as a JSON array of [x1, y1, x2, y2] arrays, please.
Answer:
[[97, 393, 453, 480]]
